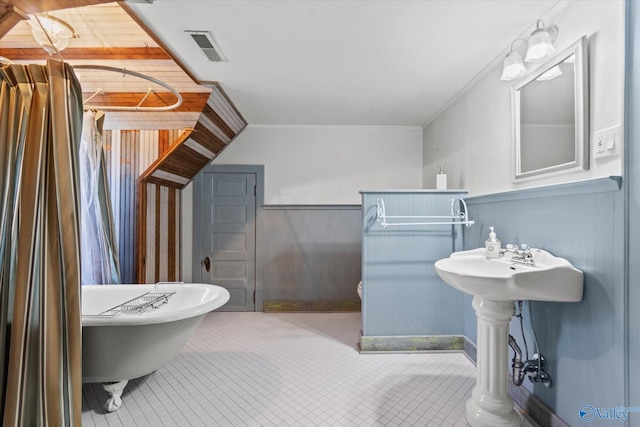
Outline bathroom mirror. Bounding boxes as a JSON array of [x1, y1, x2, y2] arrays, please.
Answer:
[[512, 36, 589, 180]]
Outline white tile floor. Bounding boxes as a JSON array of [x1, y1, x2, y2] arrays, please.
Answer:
[[82, 312, 537, 426]]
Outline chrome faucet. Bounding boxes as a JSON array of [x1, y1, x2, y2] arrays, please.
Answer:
[[500, 244, 535, 266]]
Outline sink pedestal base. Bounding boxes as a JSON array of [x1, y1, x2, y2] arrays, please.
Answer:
[[466, 296, 521, 427]]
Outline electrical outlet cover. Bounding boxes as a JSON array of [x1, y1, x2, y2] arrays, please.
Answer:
[[593, 125, 621, 159]]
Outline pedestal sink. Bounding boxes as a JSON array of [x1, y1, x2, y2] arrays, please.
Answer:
[[435, 248, 583, 427]]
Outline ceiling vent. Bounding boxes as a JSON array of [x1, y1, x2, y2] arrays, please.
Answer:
[[186, 31, 228, 62]]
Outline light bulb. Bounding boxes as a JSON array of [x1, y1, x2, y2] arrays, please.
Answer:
[[501, 51, 526, 81], [525, 26, 556, 63]]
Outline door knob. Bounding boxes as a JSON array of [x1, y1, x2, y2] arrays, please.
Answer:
[[203, 256, 211, 272]]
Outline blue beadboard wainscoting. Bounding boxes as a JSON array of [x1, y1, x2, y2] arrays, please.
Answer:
[[360, 190, 470, 352], [463, 177, 624, 427]]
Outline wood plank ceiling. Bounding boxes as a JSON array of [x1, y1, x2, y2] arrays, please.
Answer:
[[0, 1, 219, 130], [141, 85, 247, 189], [3, 0, 115, 15], [1, 0, 114, 39]]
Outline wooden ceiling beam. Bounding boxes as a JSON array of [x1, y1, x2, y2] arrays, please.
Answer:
[[0, 47, 170, 60], [2, 0, 114, 15], [0, 5, 27, 39], [82, 91, 210, 112]]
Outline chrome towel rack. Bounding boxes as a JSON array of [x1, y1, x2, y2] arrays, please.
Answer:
[[375, 197, 475, 228]]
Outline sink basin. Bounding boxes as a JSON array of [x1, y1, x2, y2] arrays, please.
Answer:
[[435, 248, 583, 302]]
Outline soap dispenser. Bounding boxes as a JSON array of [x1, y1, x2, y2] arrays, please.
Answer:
[[436, 167, 447, 190], [485, 226, 501, 258]]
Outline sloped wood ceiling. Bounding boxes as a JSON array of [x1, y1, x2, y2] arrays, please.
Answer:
[[140, 85, 246, 188], [3, 0, 114, 14], [0, 2, 213, 130], [0, 0, 113, 38]]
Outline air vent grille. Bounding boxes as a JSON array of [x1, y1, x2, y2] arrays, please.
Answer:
[[186, 31, 227, 63]]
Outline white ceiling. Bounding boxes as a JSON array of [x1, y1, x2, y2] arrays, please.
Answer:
[[128, 0, 559, 127]]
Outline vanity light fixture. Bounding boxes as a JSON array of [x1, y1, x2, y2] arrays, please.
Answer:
[[525, 20, 558, 63], [501, 19, 559, 81], [500, 39, 527, 81], [28, 14, 77, 55]]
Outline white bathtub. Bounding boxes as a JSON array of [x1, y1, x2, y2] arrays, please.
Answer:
[[81, 283, 230, 411]]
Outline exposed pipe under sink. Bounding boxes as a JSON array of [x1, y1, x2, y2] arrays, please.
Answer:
[[509, 301, 552, 388]]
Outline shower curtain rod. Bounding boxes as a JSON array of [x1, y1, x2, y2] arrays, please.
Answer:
[[74, 64, 183, 112], [3, 17, 181, 112]]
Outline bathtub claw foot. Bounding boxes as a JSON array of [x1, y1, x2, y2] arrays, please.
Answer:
[[102, 380, 128, 412]]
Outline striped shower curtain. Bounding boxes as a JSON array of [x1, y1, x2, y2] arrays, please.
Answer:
[[0, 59, 83, 425]]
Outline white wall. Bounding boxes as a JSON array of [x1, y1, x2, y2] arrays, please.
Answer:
[[180, 124, 423, 281], [212, 125, 424, 204], [423, 1, 624, 196]]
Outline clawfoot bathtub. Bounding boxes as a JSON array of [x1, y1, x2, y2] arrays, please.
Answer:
[[82, 283, 230, 412]]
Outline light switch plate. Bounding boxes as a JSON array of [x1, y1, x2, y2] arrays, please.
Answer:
[[593, 125, 621, 159]]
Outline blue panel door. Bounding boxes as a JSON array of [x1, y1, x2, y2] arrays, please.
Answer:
[[199, 172, 256, 311]]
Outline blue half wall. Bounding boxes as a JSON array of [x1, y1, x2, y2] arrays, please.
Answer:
[[361, 190, 467, 337]]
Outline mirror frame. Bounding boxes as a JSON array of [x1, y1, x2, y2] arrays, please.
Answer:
[[512, 36, 589, 181]]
